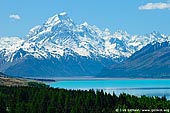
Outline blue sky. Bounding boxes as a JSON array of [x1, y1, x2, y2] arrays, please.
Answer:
[[0, 0, 170, 37]]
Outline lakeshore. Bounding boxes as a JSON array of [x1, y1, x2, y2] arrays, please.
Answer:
[[48, 79, 170, 99], [26, 76, 170, 83]]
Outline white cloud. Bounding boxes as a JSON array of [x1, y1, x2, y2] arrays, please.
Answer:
[[9, 14, 21, 20], [139, 2, 170, 10]]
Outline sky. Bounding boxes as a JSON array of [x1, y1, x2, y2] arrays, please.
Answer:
[[0, 0, 170, 38]]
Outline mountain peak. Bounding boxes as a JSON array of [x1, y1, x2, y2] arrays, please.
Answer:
[[44, 12, 71, 27]]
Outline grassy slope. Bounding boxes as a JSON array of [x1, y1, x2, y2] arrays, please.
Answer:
[[0, 72, 46, 87]]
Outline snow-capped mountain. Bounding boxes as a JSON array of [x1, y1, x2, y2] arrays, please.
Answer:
[[0, 12, 170, 77], [0, 37, 25, 62]]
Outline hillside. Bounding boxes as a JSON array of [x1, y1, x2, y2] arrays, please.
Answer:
[[0, 72, 48, 87], [0, 73, 28, 86]]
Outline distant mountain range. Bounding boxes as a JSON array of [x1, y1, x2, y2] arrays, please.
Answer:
[[0, 12, 170, 78], [100, 41, 170, 78]]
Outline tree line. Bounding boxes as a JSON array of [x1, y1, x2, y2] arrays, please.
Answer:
[[0, 85, 170, 113]]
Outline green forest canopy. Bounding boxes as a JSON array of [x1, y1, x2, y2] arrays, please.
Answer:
[[0, 86, 169, 113]]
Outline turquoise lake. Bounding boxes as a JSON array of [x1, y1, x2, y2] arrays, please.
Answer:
[[49, 79, 170, 99]]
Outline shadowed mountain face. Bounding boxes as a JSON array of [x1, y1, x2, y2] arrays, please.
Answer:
[[3, 55, 113, 77], [100, 41, 170, 78]]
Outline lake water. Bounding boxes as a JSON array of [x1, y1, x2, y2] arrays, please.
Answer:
[[49, 79, 170, 99]]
